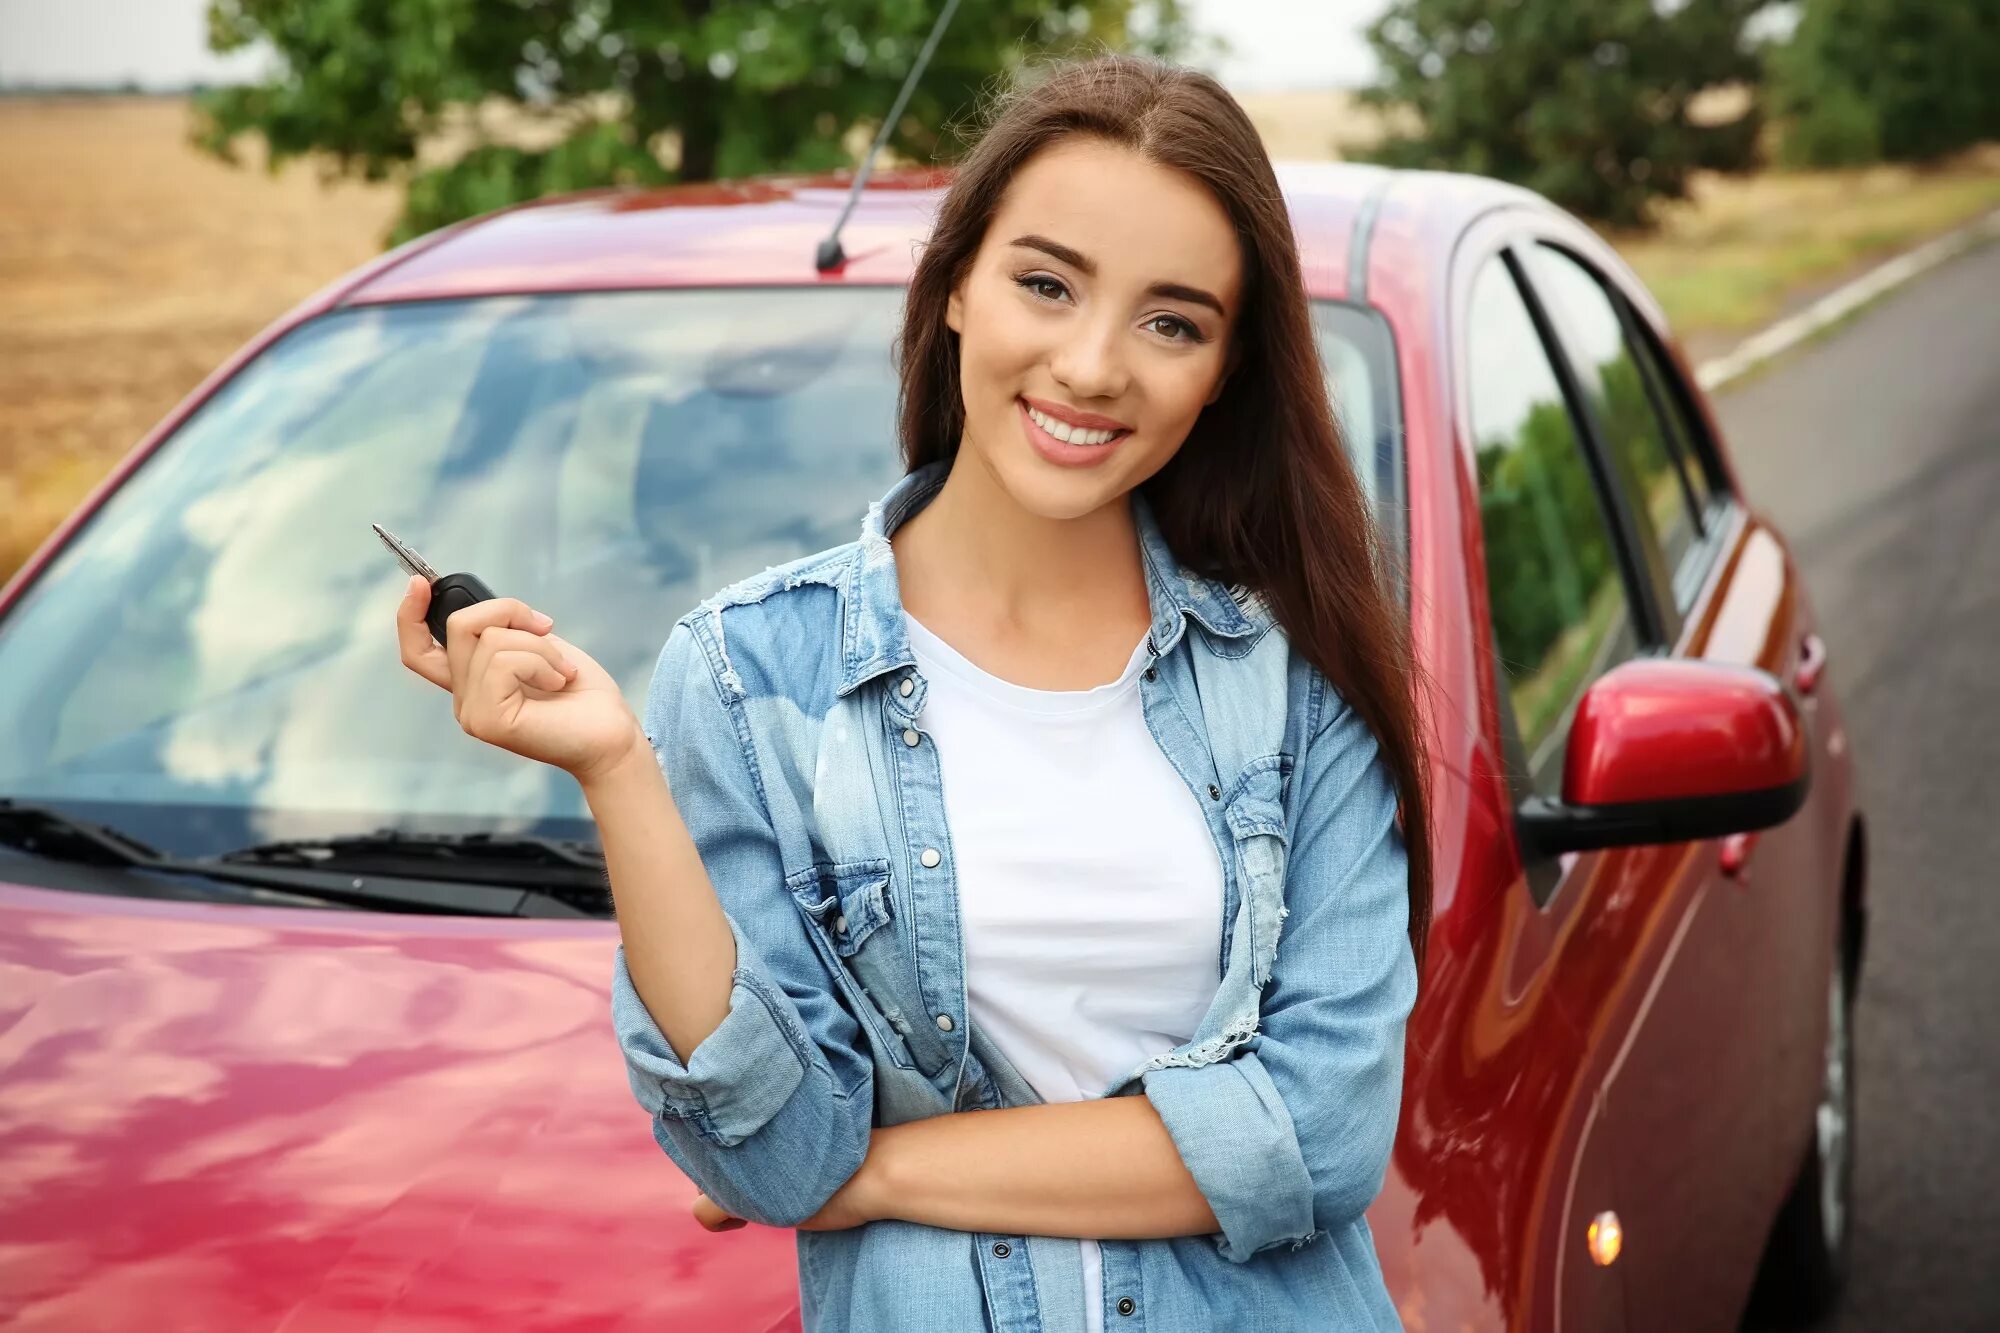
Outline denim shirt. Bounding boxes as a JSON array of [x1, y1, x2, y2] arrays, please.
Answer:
[[610, 460, 1418, 1332]]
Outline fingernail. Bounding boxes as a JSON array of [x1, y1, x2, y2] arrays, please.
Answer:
[[532, 611, 553, 627]]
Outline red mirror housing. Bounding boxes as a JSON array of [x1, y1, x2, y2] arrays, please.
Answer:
[[1517, 659, 1811, 856]]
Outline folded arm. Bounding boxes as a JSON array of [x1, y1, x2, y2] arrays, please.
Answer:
[[859, 685, 1418, 1259], [859, 1094, 1218, 1240]]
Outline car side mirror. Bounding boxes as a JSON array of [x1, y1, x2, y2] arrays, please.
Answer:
[[1516, 658, 1810, 857]]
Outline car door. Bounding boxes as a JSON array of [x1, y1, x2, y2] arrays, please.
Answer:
[[1505, 231, 1829, 1332], [1452, 232, 1640, 1333]]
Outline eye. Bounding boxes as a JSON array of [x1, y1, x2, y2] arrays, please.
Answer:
[[1146, 314, 1205, 344], [1014, 273, 1071, 304]]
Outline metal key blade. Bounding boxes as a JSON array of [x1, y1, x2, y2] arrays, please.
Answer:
[[372, 524, 439, 583]]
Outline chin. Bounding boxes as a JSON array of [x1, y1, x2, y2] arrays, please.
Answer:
[[964, 400, 1171, 522], [981, 442, 1135, 522]]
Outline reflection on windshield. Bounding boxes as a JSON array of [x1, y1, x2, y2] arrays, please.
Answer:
[[0, 290, 1393, 860], [0, 290, 909, 852]]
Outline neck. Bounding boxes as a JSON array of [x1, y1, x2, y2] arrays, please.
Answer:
[[891, 449, 1151, 647]]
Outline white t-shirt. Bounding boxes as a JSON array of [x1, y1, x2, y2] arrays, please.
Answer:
[[904, 613, 1225, 1333]]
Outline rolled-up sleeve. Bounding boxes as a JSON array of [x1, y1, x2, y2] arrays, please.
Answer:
[[612, 914, 810, 1146], [1144, 686, 1419, 1262], [608, 615, 875, 1227]]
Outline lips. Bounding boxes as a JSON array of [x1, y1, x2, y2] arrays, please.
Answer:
[[1016, 397, 1134, 470], [1018, 395, 1132, 446]]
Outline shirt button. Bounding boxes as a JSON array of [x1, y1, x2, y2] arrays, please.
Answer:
[[1143, 666, 1157, 681], [833, 914, 848, 934], [991, 1241, 1011, 1258], [919, 847, 941, 868], [1117, 1296, 1136, 1316], [899, 677, 915, 698], [935, 1013, 954, 1032], [1207, 783, 1222, 801], [902, 728, 921, 747]]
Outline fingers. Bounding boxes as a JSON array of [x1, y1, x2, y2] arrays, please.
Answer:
[[691, 1194, 747, 1232], [452, 625, 576, 737], [396, 576, 451, 689], [486, 648, 569, 701], [443, 596, 554, 696], [451, 648, 568, 742], [466, 625, 576, 694]]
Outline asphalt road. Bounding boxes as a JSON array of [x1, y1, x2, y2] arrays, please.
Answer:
[[1716, 238, 2000, 1331]]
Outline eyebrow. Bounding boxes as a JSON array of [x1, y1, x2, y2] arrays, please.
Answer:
[[1007, 234, 1228, 317]]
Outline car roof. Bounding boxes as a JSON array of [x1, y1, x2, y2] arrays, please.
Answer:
[[337, 162, 1542, 308]]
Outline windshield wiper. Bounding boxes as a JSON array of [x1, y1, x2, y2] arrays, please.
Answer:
[[218, 829, 609, 913], [0, 799, 165, 867], [0, 800, 604, 918]]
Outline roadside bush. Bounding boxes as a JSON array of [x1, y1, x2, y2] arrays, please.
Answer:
[[1773, 0, 2000, 167], [1358, 0, 1769, 228]]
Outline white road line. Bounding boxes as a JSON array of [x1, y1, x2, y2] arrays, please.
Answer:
[[1695, 206, 2000, 392]]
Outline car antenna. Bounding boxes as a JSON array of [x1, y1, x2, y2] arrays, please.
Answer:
[[815, 0, 962, 273]]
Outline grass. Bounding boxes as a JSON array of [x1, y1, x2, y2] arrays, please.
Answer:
[[0, 96, 400, 587], [1601, 145, 2000, 354], [3, 92, 1997, 588]]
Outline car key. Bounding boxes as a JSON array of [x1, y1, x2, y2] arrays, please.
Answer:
[[373, 523, 500, 648]]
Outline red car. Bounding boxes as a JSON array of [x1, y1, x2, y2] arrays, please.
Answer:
[[0, 163, 1865, 1331]]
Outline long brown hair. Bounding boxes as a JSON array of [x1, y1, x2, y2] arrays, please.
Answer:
[[895, 53, 1432, 980]]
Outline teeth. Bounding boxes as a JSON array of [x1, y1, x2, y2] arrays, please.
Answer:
[[1027, 403, 1121, 446]]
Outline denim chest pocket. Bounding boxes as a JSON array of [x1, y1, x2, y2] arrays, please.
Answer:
[[785, 858, 920, 1071], [1222, 758, 1292, 989]]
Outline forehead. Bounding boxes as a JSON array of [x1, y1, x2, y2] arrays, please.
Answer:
[[988, 136, 1241, 288]]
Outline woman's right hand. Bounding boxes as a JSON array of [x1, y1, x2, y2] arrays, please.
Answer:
[[395, 574, 648, 786]]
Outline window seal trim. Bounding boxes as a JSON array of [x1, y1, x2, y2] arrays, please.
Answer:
[[1497, 240, 1672, 649]]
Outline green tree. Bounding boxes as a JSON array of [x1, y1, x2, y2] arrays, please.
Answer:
[[1772, 0, 2000, 167], [1358, 0, 1771, 228], [198, 1, 1193, 244]]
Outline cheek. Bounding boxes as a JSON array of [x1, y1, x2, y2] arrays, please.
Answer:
[[1139, 353, 1226, 432], [959, 293, 1045, 395]]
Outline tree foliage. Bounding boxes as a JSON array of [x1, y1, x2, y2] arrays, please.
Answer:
[[1358, 0, 1770, 228], [1771, 0, 2000, 167], [198, 0, 1193, 244]]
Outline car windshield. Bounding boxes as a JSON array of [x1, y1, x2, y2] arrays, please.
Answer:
[[0, 288, 1398, 866]]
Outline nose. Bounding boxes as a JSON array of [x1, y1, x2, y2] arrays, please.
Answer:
[[1047, 309, 1130, 402]]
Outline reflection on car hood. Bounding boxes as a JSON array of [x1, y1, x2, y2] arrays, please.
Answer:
[[0, 881, 800, 1331]]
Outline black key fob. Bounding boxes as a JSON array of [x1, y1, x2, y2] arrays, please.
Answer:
[[373, 524, 499, 647], [424, 571, 499, 647]]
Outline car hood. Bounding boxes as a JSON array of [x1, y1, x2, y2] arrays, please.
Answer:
[[0, 881, 799, 1331]]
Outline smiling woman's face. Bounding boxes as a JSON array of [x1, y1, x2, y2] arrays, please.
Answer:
[[945, 135, 1243, 521]]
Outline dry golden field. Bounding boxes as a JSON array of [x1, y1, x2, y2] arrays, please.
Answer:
[[2, 93, 1996, 586], [0, 96, 401, 584]]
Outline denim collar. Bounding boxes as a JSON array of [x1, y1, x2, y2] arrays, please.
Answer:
[[835, 458, 1272, 696]]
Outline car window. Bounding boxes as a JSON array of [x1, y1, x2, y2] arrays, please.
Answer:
[[1467, 256, 1638, 796], [0, 288, 1397, 862], [0, 290, 908, 856], [1312, 300, 1403, 567], [1622, 307, 1719, 519], [1524, 244, 1704, 595]]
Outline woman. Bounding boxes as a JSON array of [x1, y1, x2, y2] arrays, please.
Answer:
[[395, 52, 1430, 1333]]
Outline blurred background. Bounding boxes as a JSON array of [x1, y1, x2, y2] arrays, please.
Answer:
[[5, 0, 1996, 587], [1, 3, 1995, 1330]]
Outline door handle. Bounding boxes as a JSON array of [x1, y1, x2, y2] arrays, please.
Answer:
[[1795, 632, 1828, 696]]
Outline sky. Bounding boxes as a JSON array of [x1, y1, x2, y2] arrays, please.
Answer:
[[0, 0, 1391, 93]]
